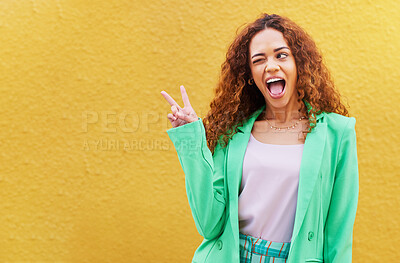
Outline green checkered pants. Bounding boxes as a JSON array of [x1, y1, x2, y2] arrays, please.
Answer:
[[239, 233, 290, 263]]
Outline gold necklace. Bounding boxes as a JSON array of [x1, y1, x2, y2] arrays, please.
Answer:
[[265, 116, 307, 131]]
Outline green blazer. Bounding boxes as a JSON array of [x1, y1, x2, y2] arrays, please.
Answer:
[[167, 103, 359, 263]]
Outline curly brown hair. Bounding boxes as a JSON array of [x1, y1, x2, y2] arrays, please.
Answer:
[[203, 13, 349, 154]]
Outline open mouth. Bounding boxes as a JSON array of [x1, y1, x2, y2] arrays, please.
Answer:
[[266, 78, 286, 98]]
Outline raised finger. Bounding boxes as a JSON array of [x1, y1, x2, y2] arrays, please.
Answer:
[[161, 90, 179, 107], [180, 85, 192, 108]]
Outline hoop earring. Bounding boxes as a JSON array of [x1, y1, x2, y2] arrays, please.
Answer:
[[248, 78, 254, 85]]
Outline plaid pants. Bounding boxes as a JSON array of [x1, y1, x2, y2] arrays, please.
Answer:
[[239, 233, 291, 263]]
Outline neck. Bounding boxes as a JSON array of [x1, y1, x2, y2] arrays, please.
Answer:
[[264, 97, 304, 124]]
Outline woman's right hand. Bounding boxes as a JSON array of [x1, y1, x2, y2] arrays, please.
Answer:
[[161, 85, 199, 128]]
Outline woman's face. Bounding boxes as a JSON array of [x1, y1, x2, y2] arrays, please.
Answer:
[[249, 28, 298, 112]]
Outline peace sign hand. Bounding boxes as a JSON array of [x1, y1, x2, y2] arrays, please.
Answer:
[[161, 85, 199, 128]]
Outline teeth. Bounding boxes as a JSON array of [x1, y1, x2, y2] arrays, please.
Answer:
[[266, 78, 283, 84]]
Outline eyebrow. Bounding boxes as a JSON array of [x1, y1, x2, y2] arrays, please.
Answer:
[[251, 47, 290, 59]]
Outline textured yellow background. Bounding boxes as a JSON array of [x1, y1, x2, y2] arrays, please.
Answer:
[[0, 0, 399, 262]]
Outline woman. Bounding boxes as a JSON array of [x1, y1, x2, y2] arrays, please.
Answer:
[[161, 14, 358, 263]]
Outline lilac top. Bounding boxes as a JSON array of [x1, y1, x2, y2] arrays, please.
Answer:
[[238, 133, 304, 242]]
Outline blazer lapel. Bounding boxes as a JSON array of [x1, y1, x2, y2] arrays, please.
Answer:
[[290, 101, 327, 243], [226, 105, 266, 197], [290, 119, 327, 244], [226, 105, 265, 246]]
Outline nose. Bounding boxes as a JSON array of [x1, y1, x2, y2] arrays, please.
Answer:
[[265, 63, 280, 73]]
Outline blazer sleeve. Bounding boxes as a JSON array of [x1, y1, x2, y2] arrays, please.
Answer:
[[324, 117, 359, 262], [167, 118, 227, 240]]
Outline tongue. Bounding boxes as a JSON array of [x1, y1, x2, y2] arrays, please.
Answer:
[[269, 81, 284, 95]]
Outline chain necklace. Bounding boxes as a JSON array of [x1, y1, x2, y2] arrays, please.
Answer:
[[265, 116, 307, 131]]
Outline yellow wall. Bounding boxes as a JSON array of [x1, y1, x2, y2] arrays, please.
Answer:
[[0, 0, 399, 262]]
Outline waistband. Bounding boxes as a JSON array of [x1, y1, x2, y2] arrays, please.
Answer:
[[239, 233, 291, 259]]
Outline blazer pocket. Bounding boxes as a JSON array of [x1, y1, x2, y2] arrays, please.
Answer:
[[305, 259, 323, 262]]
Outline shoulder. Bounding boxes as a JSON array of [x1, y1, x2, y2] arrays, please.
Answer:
[[316, 113, 358, 163], [319, 112, 356, 134]]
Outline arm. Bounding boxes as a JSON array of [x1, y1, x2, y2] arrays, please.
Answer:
[[167, 118, 226, 240], [324, 117, 359, 262]]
